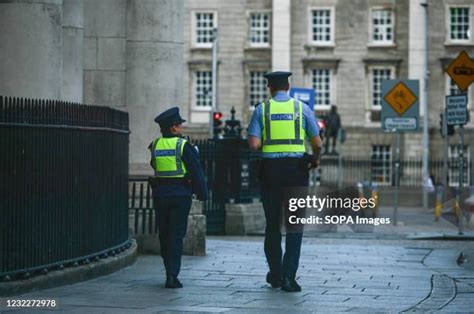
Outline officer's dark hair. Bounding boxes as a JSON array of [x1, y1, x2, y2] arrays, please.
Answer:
[[268, 81, 290, 91], [160, 123, 181, 136], [160, 127, 172, 136]]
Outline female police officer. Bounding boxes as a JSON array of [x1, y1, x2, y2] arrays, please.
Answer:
[[149, 107, 208, 288]]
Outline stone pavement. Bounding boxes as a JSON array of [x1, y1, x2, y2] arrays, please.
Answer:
[[3, 237, 473, 313], [303, 205, 474, 239]]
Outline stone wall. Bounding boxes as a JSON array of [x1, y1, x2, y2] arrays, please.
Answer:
[[0, 0, 62, 99], [83, 0, 127, 107], [183, 0, 272, 128], [130, 200, 206, 256]]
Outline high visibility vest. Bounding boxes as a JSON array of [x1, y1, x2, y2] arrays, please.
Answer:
[[152, 137, 188, 178], [262, 99, 305, 153]]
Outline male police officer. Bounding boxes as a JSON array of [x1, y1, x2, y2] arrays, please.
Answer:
[[248, 71, 323, 292], [149, 107, 208, 288]]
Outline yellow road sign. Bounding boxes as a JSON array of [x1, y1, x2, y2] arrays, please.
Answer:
[[383, 82, 418, 116], [446, 51, 474, 92]]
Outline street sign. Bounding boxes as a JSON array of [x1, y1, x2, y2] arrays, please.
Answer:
[[446, 94, 468, 126], [384, 82, 418, 116], [381, 80, 419, 132], [290, 87, 315, 110], [384, 117, 417, 130], [446, 51, 474, 92]]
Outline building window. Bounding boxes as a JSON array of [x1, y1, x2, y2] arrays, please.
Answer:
[[449, 7, 470, 41], [371, 145, 392, 185], [371, 68, 392, 108], [194, 71, 212, 108], [249, 12, 270, 46], [371, 8, 394, 44], [448, 145, 470, 187], [194, 12, 216, 46], [310, 8, 334, 45], [312, 69, 331, 107], [249, 71, 267, 107]]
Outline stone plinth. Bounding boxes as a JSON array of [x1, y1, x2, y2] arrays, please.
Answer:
[[225, 202, 265, 235], [130, 200, 206, 256]]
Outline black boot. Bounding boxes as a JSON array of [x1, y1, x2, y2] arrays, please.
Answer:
[[266, 272, 281, 288], [281, 276, 301, 292], [165, 275, 183, 289]]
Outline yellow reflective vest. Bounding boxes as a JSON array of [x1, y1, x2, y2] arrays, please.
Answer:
[[262, 99, 305, 153], [152, 137, 188, 178]]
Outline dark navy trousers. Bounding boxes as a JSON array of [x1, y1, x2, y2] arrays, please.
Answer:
[[154, 195, 192, 277], [261, 157, 309, 280]]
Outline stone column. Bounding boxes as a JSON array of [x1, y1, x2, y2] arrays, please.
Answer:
[[61, 0, 83, 103], [0, 0, 62, 99], [126, 0, 184, 173], [272, 0, 291, 71]]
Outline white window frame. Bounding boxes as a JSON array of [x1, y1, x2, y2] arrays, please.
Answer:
[[445, 5, 473, 45], [310, 68, 336, 110], [371, 145, 392, 186], [308, 6, 335, 47], [191, 10, 218, 48], [368, 7, 395, 46], [448, 144, 470, 187], [248, 71, 269, 108], [247, 10, 271, 48], [191, 70, 213, 111], [368, 65, 396, 111]]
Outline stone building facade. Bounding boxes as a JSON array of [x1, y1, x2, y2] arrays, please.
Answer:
[[1, 0, 473, 184], [0, 0, 184, 174], [183, 0, 474, 185]]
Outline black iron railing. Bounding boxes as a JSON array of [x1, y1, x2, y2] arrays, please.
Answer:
[[317, 155, 472, 187], [128, 176, 155, 235], [0, 96, 131, 280]]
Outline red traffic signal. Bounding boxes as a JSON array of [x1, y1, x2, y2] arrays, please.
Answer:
[[317, 120, 326, 130], [213, 112, 223, 120]]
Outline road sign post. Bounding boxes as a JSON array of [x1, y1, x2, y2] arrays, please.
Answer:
[[209, 28, 219, 138], [381, 80, 420, 226], [393, 131, 401, 226], [445, 94, 468, 235], [458, 125, 465, 235], [445, 51, 474, 235]]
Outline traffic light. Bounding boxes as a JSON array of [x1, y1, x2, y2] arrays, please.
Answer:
[[439, 113, 455, 137], [447, 124, 455, 136], [213, 111, 223, 137]]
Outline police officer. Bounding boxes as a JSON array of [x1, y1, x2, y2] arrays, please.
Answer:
[[248, 71, 322, 292], [149, 107, 208, 289]]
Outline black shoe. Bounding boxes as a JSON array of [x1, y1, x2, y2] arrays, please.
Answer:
[[281, 277, 301, 292], [266, 272, 281, 288], [165, 276, 183, 288]]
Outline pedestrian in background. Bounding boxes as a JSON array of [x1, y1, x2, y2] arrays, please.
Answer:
[[324, 105, 342, 154], [248, 71, 323, 292], [149, 107, 208, 288]]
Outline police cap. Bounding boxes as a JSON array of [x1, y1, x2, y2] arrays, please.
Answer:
[[263, 71, 292, 87], [154, 107, 186, 128]]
